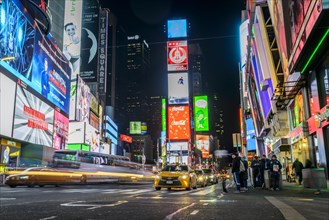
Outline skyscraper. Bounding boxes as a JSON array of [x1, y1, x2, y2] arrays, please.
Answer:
[[210, 93, 225, 149], [115, 34, 150, 133]]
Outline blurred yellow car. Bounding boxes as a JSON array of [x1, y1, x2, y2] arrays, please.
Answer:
[[195, 169, 207, 187], [154, 164, 197, 191], [5, 167, 84, 188]]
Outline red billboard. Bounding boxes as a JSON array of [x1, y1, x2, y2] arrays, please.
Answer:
[[168, 106, 190, 140], [120, 134, 132, 143], [167, 41, 188, 72]]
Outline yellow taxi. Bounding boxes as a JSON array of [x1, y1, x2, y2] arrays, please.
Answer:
[[154, 164, 197, 190]]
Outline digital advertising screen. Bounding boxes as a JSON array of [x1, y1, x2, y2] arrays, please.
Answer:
[[167, 41, 188, 72], [196, 135, 209, 159], [162, 98, 166, 131], [167, 141, 188, 151], [120, 134, 132, 144], [246, 118, 256, 151], [168, 72, 189, 105], [194, 96, 209, 132], [288, 90, 304, 130], [90, 93, 99, 115], [130, 121, 141, 134], [0, 0, 35, 81], [31, 30, 71, 115], [85, 123, 100, 153], [13, 85, 54, 147], [167, 19, 187, 38], [63, 0, 83, 78], [76, 75, 91, 122], [80, 0, 99, 82], [89, 111, 99, 130], [53, 110, 69, 150], [141, 122, 147, 134], [161, 131, 167, 158], [168, 106, 190, 140]]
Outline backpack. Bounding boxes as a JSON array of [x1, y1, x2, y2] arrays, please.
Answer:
[[240, 160, 246, 172]]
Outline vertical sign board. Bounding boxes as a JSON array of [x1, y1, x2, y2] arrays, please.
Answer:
[[76, 75, 91, 123], [196, 135, 210, 158], [80, 0, 99, 82], [168, 106, 190, 140], [246, 118, 256, 151], [168, 72, 189, 105], [63, 0, 83, 79], [193, 96, 209, 132], [53, 110, 69, 150], [162, 98, 166, 131], [98, 9, 108, 94], [167, 41, 188, 72]]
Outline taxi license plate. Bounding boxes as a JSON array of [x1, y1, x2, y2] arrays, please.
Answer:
[[166, 180, 173, 184]]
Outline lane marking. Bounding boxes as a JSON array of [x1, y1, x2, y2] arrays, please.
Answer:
[[121, 189, 152, 194], [265, 196, 307, 220], [0, 198, 16, 201], [39, 216, 57, 220], [203, 203, 208, 206], [164, 203, 196, 220], [190, 210, 199, 215], [60, 200, 128, 209], [191, 187, 216, 195]]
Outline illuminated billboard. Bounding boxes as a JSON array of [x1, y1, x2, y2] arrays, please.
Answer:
[[167, 19, 187, 38], [168, 72, 189, 105], [85, 123, 100, 152], [63, 0, 83, 78], [141, 122, 147, 134], [13, 85, 54, 147], [120, 134, 132, 144], [167, 41, 188, 72], [168, 106, 190, 140], [0, 0, 71, 115], [162, 98, 166, 131], [80, 0, 99, 82], [98, 9, 109, 93], [130, 121, 141, 134], [196, 135, 209, 159], [161, 131, 167, 157], [76, 75, 91, 122], [194, 96, 209, 132], [246, 118, 256, 151], [167, 142, 188, 151], [53, 110, 69, 150], [0, 0, 35, 80]]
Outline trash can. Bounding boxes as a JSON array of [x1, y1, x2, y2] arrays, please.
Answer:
[[302, 168, 327, 189]]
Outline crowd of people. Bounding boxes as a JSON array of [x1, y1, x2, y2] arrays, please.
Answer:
[[226, 153, 310, 193]]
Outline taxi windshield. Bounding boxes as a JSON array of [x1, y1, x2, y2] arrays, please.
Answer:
[[163, 165, 188, 171]]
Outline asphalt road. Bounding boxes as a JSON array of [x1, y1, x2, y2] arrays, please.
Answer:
[[0, 181, 328, 220]]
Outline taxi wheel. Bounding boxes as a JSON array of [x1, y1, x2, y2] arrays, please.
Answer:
[[80, 175, 87, 184], [39, 185, 44, 187], [155, 187, 161, 191], [9, 185, 16, 188]]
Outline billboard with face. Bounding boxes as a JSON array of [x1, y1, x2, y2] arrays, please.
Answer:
[[168, 106, 190, 140], [167, 19, 187, 39], [168, 72, 189, 105], [13, 85, 54, 147], [85, 123, 99, 153], [63, 0, 83, 79], [194, 96, 209, 131], [167, 41, 188, 72], [76, 75, 90, 122], [196, 135, 209, 158], [53, 110, 69, 150]]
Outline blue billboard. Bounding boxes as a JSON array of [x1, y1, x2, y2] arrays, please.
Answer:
[[168, 19, 187, 38], [246, 118, 256, 151], [0, 0, 71, 115]]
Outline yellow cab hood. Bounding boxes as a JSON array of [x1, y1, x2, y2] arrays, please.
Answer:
[[160, 171, 188, 178]]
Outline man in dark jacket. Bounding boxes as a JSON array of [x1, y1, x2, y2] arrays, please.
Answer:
[[269, 155, 282, 191], [231, 153, 241, 193], [292, 158, 304, 185], [240, 156, 249, 191], [260, 154, 270, 187], [251, 156, 261, 187]]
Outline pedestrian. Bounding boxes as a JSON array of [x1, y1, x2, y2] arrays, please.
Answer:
[[260, 154, 270, 188], [251, 156, 261, 187], [292, 158, 304, 185], [240, 156, 248, 191], [231, 153, 241, 193], [221, 169, 228, 193], [269, 155, 282, 191]]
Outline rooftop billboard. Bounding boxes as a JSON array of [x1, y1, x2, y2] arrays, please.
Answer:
[[167, 19, 187, 39], [167, 41, 188, 72]]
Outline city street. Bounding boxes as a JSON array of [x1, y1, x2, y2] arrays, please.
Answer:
[[1, 182, 328, 220]]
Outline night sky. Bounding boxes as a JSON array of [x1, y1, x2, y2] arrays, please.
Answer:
[[99, 0, 245, 150]]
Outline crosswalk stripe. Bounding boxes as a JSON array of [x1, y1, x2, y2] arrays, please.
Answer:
[[121, 189, 153, 194], [191, 187, 216, 195]]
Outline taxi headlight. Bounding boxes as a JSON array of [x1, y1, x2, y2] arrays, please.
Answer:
[[209, 175, 214, 179], [19, 176, 29, 180], [226, 174, 230, 179], [179, 175, 188, 180], [155, 175, 161, 179], [198, 176, 204, 180]]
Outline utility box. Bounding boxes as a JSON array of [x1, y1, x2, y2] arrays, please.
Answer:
[[302, 168, 327, 189]]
